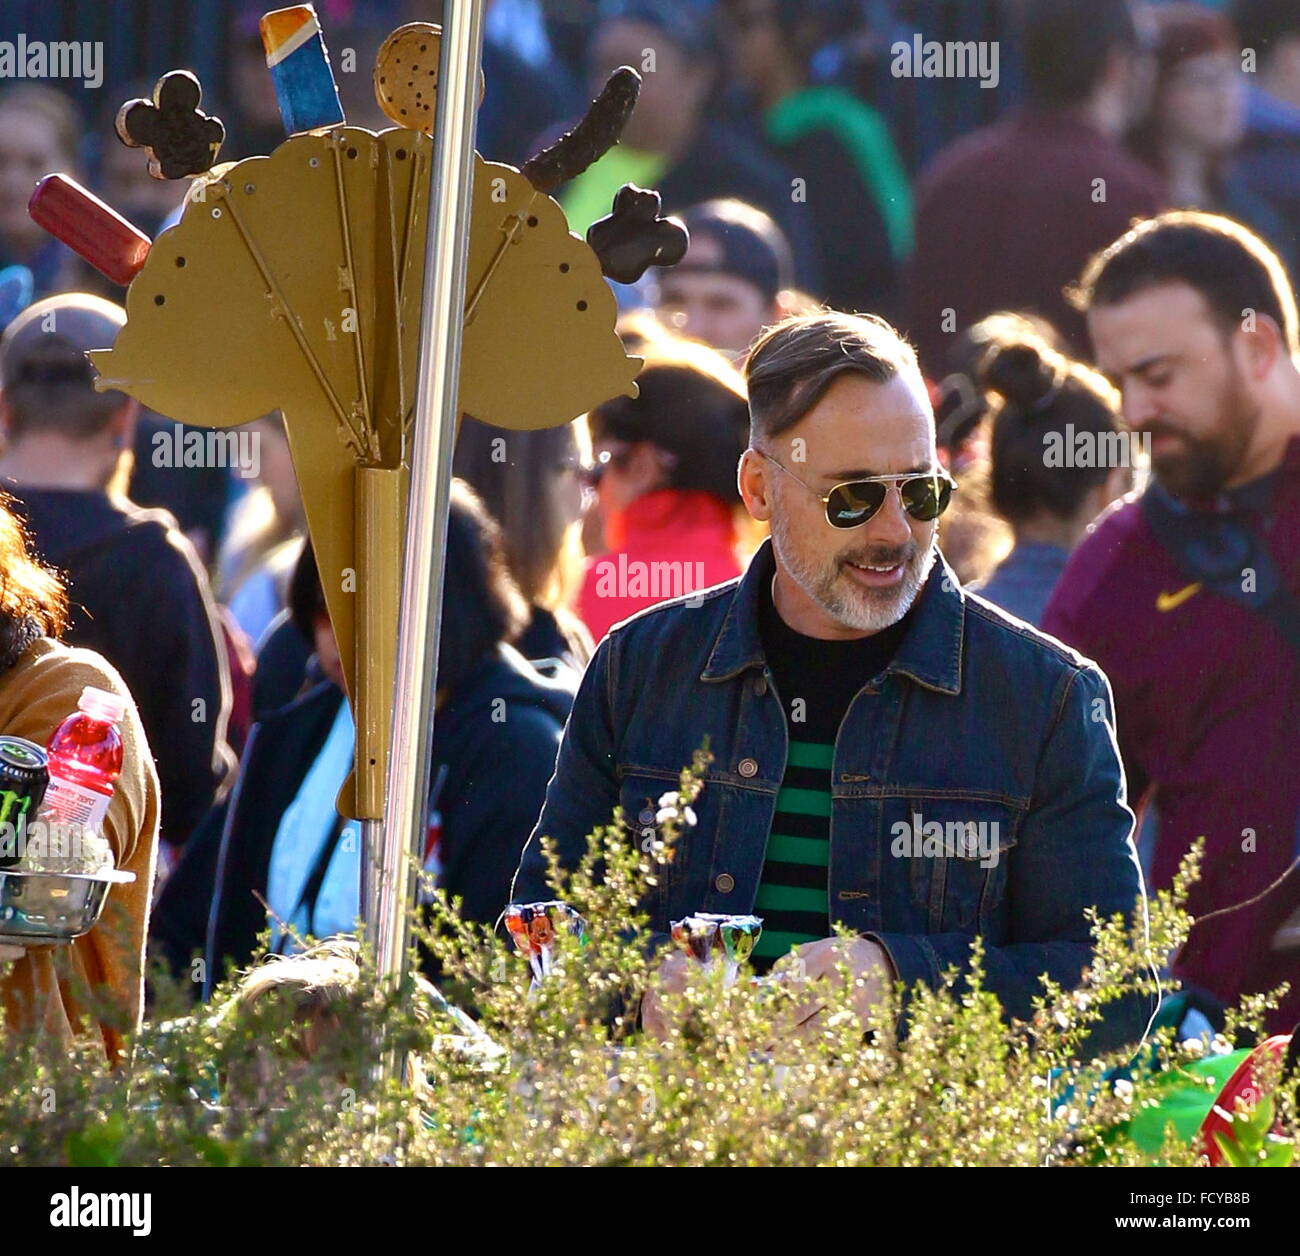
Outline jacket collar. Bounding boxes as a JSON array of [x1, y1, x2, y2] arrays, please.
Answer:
[[701, 538, 965, 695]]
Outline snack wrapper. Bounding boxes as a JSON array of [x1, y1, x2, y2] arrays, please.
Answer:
[[504, 900, 586, 988], [671, 912, 762, 986]]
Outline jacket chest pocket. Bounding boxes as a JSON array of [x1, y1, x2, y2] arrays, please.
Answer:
[[885, 797, 1021, 934], [618, 767, 712, 926]]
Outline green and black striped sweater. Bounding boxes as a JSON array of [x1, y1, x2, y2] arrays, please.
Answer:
[[750, 579, 908, 972]]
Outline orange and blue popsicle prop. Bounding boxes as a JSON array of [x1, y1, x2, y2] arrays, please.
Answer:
[[260, 4, 345, 135]]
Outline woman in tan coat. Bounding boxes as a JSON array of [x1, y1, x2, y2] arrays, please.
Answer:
[[0, 498, 159, 1062]]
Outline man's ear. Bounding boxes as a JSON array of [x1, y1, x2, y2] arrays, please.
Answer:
[[1100, 44, 1128, 91], [1102, 463, 1131, 506], [1238, 312, 1286, 381], [738, 447, 772, 522], [623, 440, 670, 494]]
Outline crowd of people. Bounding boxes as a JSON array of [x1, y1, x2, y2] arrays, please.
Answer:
[[0, 0, 1296, 1061]]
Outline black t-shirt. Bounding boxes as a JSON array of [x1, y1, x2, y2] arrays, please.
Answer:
[[749, 576, 910, 969], [758, 577, 910, 742]]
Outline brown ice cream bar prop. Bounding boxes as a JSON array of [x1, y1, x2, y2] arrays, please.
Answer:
[[520, 66, 640, 193], [28, 175, 151, 286]]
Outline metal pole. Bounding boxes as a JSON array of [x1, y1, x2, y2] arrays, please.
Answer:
[[369, 0, 486, 986]]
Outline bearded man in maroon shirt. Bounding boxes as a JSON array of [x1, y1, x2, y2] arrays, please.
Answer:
[[1044, 211, 1300, 1032]]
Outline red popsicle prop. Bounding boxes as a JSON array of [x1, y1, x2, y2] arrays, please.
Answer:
[[28, 174, 152, 287]]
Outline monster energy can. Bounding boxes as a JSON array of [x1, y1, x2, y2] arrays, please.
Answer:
[[0, 735, 49, 867]]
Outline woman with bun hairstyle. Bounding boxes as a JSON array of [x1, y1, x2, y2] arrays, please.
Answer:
[[972, 336, 1137, 626]]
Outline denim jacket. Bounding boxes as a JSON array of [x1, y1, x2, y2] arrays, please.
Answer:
[[514, 540, 1157, 1052]]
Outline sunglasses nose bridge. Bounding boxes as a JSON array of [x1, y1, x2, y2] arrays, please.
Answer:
[[875, 480, 919, 536]]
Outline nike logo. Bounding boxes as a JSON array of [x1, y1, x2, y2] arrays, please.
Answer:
[[1156, 582, 1203, 612]]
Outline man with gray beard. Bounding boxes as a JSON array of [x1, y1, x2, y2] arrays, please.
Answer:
[[514, 311, 1154, 1052]]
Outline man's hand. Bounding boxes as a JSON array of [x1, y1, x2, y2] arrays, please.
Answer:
[[769, 937, 894, 1037], [639, 950, 695, 1042]]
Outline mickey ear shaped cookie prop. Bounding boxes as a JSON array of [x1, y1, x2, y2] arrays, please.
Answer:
[[587, 185, 688, 285], [116, 69, 225, 180]]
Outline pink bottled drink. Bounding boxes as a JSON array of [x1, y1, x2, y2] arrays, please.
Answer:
[[43, 686, 126, 830]]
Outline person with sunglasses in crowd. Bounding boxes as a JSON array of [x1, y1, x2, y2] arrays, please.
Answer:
[[513, 310, 1156, 1053]]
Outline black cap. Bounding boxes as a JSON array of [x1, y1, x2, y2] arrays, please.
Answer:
[[669, 199, 794, 303]]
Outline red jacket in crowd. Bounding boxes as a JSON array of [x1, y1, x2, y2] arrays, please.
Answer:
[[579, 489, 742, 643]]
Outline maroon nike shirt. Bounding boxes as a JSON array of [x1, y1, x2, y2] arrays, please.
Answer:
[[1042, 439, 1300, 1032]]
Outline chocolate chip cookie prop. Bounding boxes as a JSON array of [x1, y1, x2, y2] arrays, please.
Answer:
[[373, 22, 484, 132]]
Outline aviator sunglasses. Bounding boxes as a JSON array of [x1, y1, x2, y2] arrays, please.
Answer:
[[755, 449, 956, 529]]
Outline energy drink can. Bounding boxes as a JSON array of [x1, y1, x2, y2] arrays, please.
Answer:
[[0, 736, 49, 867]]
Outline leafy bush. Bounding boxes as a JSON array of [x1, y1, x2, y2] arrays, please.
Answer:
[[0, 753, 1293, 1167]]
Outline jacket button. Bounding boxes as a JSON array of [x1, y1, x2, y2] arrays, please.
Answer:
[[751, 675, 767, 696], [715, 873, 735, 893], [738, 757, 758, 778]]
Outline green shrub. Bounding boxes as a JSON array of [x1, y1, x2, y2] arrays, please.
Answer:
[[0, 751, 1293, 1167]]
